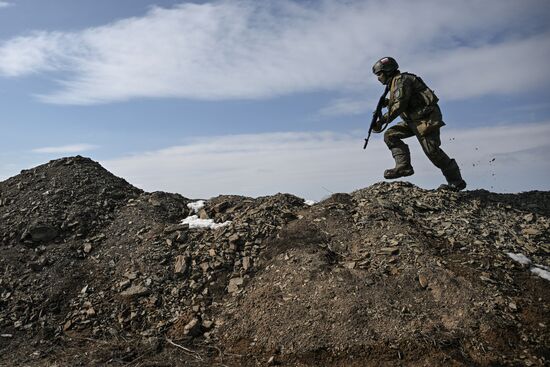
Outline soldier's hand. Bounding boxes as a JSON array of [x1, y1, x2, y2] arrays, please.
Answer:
[[371, 119, 383, 133], [372, 114, 388, 133]]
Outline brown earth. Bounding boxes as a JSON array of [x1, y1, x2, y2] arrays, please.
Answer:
[[0, 156, 548, 366]]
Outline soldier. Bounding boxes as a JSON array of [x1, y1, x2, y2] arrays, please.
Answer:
[[371, 56, 466, 191]]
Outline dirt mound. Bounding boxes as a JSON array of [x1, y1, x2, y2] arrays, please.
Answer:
[[0, 156, 142, 246], [217, 183, 549, 366], [0, 159, 548, 366]]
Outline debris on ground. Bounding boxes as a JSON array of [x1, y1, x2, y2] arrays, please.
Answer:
[[0, 157, 548, 366]]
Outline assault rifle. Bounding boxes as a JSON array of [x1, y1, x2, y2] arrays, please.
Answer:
[[363, 85, 390, 149]]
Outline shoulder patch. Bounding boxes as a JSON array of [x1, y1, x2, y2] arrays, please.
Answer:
[[392, 75, 403, 90]]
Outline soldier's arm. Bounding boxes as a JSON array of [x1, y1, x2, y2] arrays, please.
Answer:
[[384, 76, 412, 123]]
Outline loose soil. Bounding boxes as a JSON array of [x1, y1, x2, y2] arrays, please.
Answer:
[[0, 157, 548, 366]]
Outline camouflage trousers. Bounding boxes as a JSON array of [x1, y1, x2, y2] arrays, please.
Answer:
[[383, 108, 452, 170]]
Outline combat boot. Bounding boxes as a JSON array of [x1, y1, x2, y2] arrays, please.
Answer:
[[439, 159, 466, 191], [384, 146, 414, 179]]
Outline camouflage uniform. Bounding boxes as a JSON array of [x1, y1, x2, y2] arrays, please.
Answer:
[[373, 71, 466, 190]]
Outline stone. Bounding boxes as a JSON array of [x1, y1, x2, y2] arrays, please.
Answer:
[[523, 213, 534, 222], [120, 285, 149, 299], [27, 224, 58, 243], [174, 255, 188, 275], [198, 209, 209, 220], [176, 231, 188, 243], [213, 201, 230, 213], [379, 247, 399, 255], [124, 271, 139, 280], [200, 262, 210, 272], [184, 318, 203, 337], [164, 223, 189, 233], [29, 260, 45, 272], [149, 197, 163, 207], [31, 255, 48, 269], [228, 277, 244, 293], [343, 261, 356, 269], [522, 228, 542, 236], [242, 256, 251, 271], [418, 274, 428, 289], [63, 320, 72, 331], [83, 243, 92, 253]]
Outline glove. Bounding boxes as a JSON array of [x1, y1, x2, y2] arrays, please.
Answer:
[[371, 114, 388, 133], [371, 119, 383, 133]]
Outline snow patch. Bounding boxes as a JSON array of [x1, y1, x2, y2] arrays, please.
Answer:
[[304, 200, 316, 206], [505, 253, 550, 281], [187, 200, 205, 213], [181, 215, 231, 229], [530, 267, 550, 281], [506, 252, 531, 266]]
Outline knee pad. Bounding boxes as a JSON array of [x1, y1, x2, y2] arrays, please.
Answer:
[[384, 132, 400, 148]]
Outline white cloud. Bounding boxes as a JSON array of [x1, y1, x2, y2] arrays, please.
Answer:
[[101, 122, 550, 201], [0, 0, 549, 105], [32, 144, 99, 154], [318, 97, 374, 118], [0, 2, 13, 9], [0, 32, 78, 77], [415, 34, 550, 100]]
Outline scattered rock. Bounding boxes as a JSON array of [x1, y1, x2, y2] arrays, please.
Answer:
[[120, 285, 149, 299], [174, 255, 188, 275], [26, 223, 58, 243], [242, 256, 251, 271], [522, 228, 542, 236], [379, 246, 399, 255], [184, 318, 203, 337], [343, 261, 356, 269], [418, 274, 429, 289], [164, 223, 189, 233], [228, 277, 244, 294], [1, 159, 549, 367]]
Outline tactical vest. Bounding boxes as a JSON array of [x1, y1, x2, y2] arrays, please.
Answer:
[[398, 72, 439, 120]]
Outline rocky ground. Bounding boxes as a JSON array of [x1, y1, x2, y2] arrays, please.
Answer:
[[0, 156, 548, 366]]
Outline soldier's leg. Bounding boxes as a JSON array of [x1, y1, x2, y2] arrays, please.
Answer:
[[418, 131, 467, 191], [383, 122, 415, 179]]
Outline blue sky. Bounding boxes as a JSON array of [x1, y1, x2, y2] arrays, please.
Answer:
[[1, 0, 550, 200]]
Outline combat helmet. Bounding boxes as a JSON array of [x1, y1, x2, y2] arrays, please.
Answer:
[[372, 57, 399, 75]]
